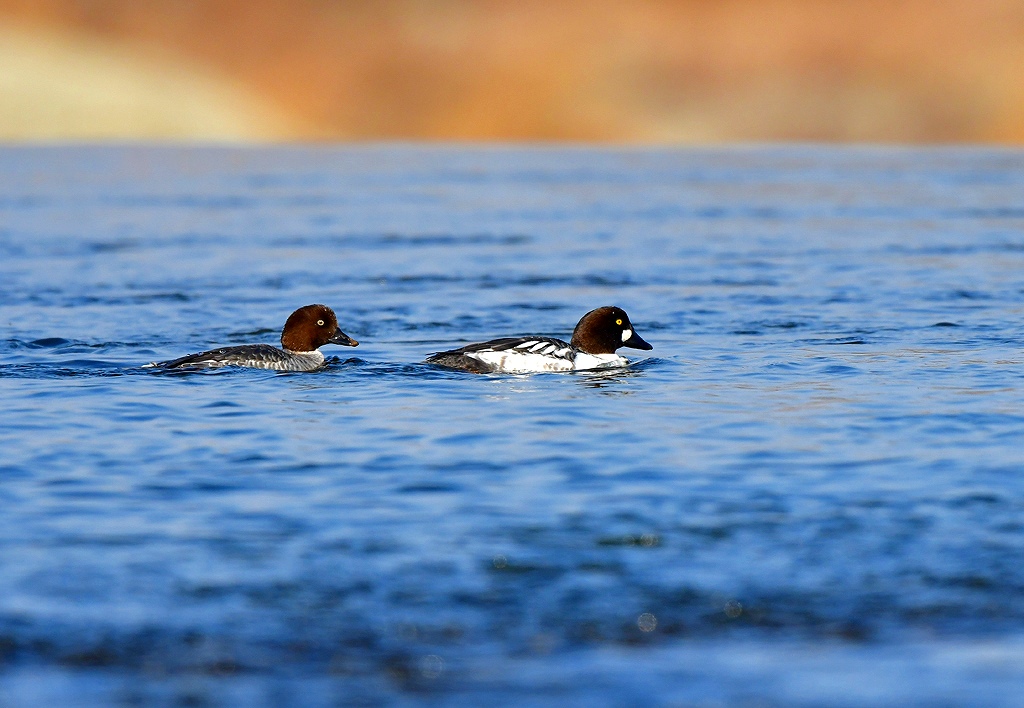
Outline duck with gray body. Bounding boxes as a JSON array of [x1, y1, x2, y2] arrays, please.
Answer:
[[147, 304, 358, 371]]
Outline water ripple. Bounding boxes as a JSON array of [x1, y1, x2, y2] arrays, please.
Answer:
[[2, 146, 1024, 706]]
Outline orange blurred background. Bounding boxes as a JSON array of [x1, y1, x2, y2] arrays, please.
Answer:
[[2, 0, 1024, 143]]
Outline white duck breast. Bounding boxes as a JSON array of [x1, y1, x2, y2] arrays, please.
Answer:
[[571, 352, 629, 370]]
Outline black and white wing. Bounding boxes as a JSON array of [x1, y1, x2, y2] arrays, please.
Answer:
[[427, 336, 576, 373]]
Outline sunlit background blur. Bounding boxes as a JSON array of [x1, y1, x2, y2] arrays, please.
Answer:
[[1, 0, 1023, 143]]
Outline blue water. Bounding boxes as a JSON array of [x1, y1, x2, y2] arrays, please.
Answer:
[[2, 146, 1024, 706]]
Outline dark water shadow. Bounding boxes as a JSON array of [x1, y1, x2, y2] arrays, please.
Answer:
[[0, 361, 129, 379]]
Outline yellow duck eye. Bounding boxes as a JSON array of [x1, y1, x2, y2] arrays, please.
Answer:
[[616, 318, 623, 325], [317, 319, 325, 326]]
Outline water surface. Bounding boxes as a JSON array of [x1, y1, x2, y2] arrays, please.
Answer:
[[2, 146, 1024, 706]]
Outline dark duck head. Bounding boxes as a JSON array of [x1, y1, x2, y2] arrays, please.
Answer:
[[569, 306, 652, 354], [280, 304, 358, 353]]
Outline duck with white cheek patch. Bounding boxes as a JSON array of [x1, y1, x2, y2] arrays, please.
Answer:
[[146, 304, 358, 371], [427, 306, 652, 373]]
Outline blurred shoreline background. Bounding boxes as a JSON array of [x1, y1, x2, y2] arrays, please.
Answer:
[[1, 0, 1023, 143]]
